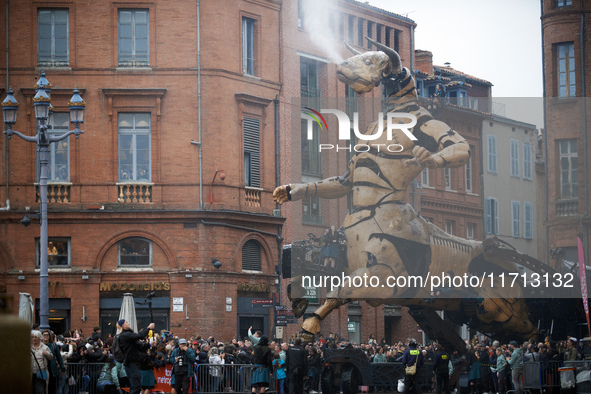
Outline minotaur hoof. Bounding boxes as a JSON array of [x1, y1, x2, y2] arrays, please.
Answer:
[[292, 299, 309, 318]]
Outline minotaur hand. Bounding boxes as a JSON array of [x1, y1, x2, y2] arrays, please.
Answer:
[[404, 146, 441, 169], [273, 185, 291, 205]]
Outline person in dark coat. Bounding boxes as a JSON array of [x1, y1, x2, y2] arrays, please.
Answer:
[[252, 336, 274, 394], [307, 347, 322, 393], [468, 346, 482, 394], [401, 340, 424, 394], [286, 338, 308, 394], [477, 344, 492, 394], [91, 327, 103, 343], [42, 330, 65, 394], [237, 346, 254, 364], [117, 319, 155, 394], [69, 344, 89, 363], [434, 83, 446, 97], [433, 344, 451, 394]]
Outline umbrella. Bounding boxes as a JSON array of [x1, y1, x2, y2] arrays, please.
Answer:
[[119, 293, 138, 333], [18, 293, 34, 328]]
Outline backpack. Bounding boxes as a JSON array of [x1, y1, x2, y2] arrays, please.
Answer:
[[113, 335, 129, 363]]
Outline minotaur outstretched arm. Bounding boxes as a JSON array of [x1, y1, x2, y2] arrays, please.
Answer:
[[273, 169, 353, 205]]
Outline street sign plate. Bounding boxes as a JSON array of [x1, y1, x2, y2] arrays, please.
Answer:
[[251, 299, 273, 307]]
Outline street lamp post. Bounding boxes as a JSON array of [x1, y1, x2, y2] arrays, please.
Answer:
[[2, 72, 85, 330]]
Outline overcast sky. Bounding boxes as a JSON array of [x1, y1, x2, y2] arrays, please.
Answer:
[[365, 0, 544, 98]]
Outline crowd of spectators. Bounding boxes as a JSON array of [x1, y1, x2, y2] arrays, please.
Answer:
[[31, 323, 588, 394]]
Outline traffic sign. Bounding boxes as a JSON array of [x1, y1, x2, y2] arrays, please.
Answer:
[[276, 317, 298, 325], [276, 309, 294, 316], [251, 299, 273, 307]]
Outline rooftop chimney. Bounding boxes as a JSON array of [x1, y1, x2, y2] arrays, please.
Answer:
[[414, 50, 434, 75]]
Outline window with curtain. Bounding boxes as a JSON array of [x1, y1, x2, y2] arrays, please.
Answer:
[[559, 139, 578, 199], [37, 237, 70, 267], [421, 168, 429, 187], [242, 17, 256, 75], [556, 0, 572, 8], [465, 154, 472, 192], [118, 9, 149, 67], [486, 197, 499, 235], [557, 42, 575, 98], [445, 220, 454, 235], [119, 237, 152, 266], [37, 9, 69, 67], [118, 113, 151, 182], [302, 194, 322, 226], [301, 118, 322, 176], [444, 167, 452, 190], [37, 113, 70, 182], [467, 223, 476, 240]]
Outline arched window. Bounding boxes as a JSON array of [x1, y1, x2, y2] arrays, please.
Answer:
[[242, 240, 261, 271], [118, 237, 152, 266]]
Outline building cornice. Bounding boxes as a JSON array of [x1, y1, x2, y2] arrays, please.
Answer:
[[422, 199, 483, 216]]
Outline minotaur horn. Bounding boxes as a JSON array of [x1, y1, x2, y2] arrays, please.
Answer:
[[345, 41, 361, 55], [365, 35, 401, 74]]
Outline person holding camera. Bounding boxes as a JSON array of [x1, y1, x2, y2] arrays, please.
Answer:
[[117, 319, 155, 394], [171, 338, 196, 394]]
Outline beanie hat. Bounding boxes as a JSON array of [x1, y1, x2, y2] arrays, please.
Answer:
[[117, 319, 126, 327]]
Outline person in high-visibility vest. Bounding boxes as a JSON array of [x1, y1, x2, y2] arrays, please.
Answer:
[[402, 340, 424, 394]]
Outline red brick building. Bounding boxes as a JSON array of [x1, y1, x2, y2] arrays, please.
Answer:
[[0, 0, 284, 340], [541, 0, 591, 271]]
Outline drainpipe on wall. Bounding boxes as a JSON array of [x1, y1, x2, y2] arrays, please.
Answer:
[[479, 120, 485, 239], [1, 0, 11, 212], [275, 0, 284, 312], [541, 0, 550, 264], [410, 25, 414, 72], [580, 6, 589, 267], [190, 0, 204, 210], [274, 97, 283, 310]]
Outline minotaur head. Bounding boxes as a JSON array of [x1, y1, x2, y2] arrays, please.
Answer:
[[336, 36, 402, 94]]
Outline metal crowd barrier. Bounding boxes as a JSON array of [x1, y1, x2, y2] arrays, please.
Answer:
[[521, 360, 591, 393], [56, 362, 279, 394], [196, 364, 278, 394], [61, 362, 107, 394], [56, 359, 591, 394]]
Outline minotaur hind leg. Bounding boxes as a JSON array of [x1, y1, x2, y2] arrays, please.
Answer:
[[475, 296, 538, 339], [301, 298, 343, 339], [287, 275, 309, 318]]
